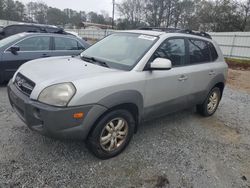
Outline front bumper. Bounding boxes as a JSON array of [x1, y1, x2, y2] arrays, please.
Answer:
[[7, 81, 107, 140]]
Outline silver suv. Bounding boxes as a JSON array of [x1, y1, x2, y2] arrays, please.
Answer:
[[7, 29, 228, 159]]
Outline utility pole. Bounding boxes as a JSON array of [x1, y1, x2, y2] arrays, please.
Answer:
[[112, 0, 115, 29]]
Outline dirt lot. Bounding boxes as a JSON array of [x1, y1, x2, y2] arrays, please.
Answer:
[[227, 69, 250, 94], [0, 69, 250, 188]]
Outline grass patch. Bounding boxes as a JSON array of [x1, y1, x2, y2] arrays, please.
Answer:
[[225, 57, 250, 64], [225, 57, 250, 70]]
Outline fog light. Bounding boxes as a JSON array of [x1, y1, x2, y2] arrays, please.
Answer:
[[73, 112, 84, 119]]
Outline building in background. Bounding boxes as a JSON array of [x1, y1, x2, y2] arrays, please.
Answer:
[[80, 22, 113, 30]]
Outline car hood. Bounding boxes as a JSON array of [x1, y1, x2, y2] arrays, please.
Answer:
[[16, 56, 120, 86]]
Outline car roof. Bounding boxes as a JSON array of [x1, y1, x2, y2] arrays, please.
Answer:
[[18, 32, 75, 38], [119, 29, 213, 41], [119, 30, 165, 36], [6, 23, 59, 29]]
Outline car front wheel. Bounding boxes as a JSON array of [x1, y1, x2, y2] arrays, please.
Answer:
[[86, 109, 135, 159]]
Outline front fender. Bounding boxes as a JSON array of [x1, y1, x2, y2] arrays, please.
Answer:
[[98, 90, 144, 118]]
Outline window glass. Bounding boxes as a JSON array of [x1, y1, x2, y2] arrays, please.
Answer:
[[188, 39, 210, 64], [0, 34, 24, 48], [77, 42, 85, 50], [208, 42, 218, 61], [17, 36, 50, 51], [152, 38, 186, 66], [55, 37, 79, 50], [81, 33, 157, 70]]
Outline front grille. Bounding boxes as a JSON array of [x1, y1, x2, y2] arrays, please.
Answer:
[[14, 73, 35, 96]]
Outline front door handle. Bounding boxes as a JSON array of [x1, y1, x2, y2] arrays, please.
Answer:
[[178, 75, 188, 81]]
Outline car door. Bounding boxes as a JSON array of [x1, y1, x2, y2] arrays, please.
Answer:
[[52, 36, 85, 57], [143, 37, 191, 120], [1, 35, 52, 81], [184, 38, 219, 106]]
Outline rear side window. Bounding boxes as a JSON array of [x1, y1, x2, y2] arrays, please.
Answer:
[[188, 39, 210, 64], [208, 42, 218, 61], [17, 36, 50, 51], [54, 37, 79, 50], [151, 38, 186, 66]]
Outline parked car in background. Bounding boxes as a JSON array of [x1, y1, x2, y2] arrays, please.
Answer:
[[0, 23, 69, 40], [0, 32, 90, 83], [7, 28, 228, 159]]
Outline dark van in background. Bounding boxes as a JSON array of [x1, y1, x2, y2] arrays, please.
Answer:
[[0, 32, 90, 83], [0, 23, 68, 40]]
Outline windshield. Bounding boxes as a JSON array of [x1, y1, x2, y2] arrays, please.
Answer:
[[0, 34, 24, 48], [80, 33, 158, 70]]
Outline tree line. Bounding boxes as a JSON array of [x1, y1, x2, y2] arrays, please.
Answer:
[[0, 0, 112, 28], [117, 0, 250, 32], [0, 0, 249, 32]]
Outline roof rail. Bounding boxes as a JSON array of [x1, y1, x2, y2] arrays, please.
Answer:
[[138, 27, 212, 39], [176, 29, 212, 39], [138, 27, 180, 32]]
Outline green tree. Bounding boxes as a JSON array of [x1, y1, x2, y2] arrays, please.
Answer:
[[26, 2, 48, 24], [14, 1, 25, 21], [3, 0, 16, 20], [117, 0, 145, 29], [0, 0, 4, 18], [47, 7, 68, 26]]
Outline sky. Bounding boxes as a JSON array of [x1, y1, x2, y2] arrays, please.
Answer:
[[19, 0, 119, 15]]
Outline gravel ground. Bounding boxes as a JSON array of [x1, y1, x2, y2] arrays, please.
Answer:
[[0, 84, 250, 188]]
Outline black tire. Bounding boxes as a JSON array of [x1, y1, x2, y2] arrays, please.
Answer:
[[86, 109, 135, 159], [197, 87, 221, 117]]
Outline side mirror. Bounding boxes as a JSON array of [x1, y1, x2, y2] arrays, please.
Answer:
[[150, 58, 172, 70], [9, 46, 20, 55]]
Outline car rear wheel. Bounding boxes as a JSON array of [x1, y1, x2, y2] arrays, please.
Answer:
[[86, 109, 135, 159], [197, 87, 221, 117]]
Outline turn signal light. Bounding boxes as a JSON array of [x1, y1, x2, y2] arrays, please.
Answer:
[[73, 112, 84, 119]]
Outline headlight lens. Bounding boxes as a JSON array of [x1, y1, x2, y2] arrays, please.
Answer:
[[38, 83, 76, 107]]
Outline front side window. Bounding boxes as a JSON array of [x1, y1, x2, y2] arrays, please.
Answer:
[[151, 38, 186, 67], [81, 33, 158, 70], [188, 39, 210, 64], [77, 42, 85, 50], [1, 34, 24, 48], [17, 36, 50, 51], [54, 37, 79, 50]]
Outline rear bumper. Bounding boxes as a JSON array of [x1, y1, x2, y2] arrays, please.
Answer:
[[7, 81, 107, 140]]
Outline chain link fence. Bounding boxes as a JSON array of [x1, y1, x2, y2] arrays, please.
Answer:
[[1, 19, 250, 59], [209, 32, 250, 59]]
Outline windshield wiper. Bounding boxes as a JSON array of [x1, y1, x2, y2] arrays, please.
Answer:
[[81, 55, 109, 68]]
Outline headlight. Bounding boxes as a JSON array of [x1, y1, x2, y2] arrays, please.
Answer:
[[38, 83, 76, 107]]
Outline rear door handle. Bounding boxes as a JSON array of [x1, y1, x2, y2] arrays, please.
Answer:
[[209, 70, 216, 75], [41, 54, 50, 58], [178, 75, 188, 81]]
